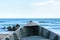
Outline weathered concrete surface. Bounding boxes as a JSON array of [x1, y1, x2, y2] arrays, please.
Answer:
[[21, 36, 50, 40]]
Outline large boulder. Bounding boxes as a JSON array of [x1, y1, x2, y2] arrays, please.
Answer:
[[7, 26, 12, 31]]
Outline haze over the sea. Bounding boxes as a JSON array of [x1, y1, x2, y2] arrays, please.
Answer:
[[0, 0, 60, 18]]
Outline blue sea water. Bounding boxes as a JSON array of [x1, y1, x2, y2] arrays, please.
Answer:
[[0, 18, 60, 34]]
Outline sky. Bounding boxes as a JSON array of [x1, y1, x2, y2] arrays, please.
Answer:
[[0, 0, 60, 18]]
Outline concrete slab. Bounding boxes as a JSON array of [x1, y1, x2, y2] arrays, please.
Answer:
[[21, 36, 50, 40]]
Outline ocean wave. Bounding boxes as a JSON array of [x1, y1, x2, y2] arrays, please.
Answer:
[[0, 21, 5, 23]]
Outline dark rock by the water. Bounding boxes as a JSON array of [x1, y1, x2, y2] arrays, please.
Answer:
[[12, 26, 16, 31], [7, 24, 20, 31], [12, 24, 20, 31], [16, 24, 20, 27], [15, 24, 20, 30], [7, 26, 12, 31], [5, 38, 9, 40]]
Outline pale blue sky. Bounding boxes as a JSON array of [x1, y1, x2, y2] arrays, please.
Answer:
[[0, 0, 60, 18]]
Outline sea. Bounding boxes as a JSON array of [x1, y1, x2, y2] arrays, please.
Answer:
[[0, 18, 60, 35]]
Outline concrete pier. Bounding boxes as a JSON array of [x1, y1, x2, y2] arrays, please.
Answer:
[[1, 21, 60, 40]]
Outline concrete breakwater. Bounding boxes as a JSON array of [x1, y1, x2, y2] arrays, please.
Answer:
[[1, 22, 60, 40]]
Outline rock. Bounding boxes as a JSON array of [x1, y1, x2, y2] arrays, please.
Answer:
[[7, 26, 12, 31]]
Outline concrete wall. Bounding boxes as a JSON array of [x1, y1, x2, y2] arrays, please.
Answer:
[[39, 26, 60, 40], [1, 26, 60, 40]]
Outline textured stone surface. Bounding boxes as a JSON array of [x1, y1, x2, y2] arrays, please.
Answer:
[[58, 36, 60, 40], [13, 33, 19, 40], [21, 36, 50, 40], [42, 28, 50, 38], [5, 38, 9, 40], [49, 32, 58, 40]]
